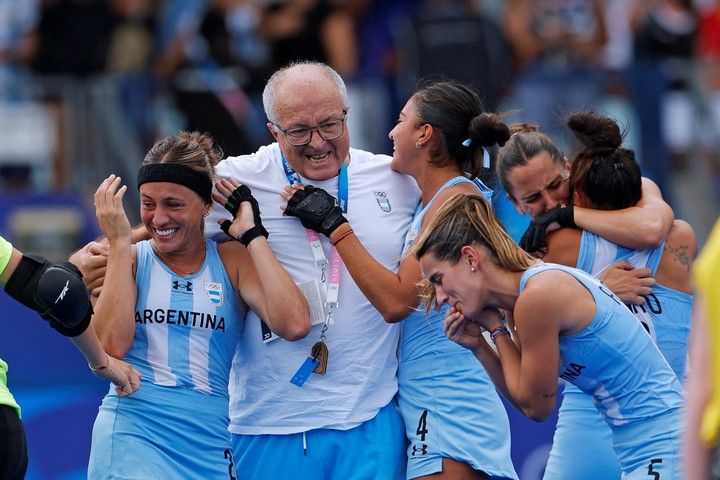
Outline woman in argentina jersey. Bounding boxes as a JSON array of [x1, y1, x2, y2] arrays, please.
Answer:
[[495, 116, 679, 480], [413, 193, 685, 480], [512, 112, 694, 480], [545, 111, 695, 377], [282, 81, 518, 480], [87, 132, 310, 479]]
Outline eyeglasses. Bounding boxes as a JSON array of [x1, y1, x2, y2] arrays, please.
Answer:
[[272, 110, 348, 146]]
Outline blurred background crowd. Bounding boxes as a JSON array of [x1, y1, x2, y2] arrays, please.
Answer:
[[2, 0, 720, 256], [1, 0, 720, 478]]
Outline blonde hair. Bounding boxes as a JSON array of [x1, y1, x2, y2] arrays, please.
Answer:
[[410, 193, 536, 309], [143, 131, 221, 173]]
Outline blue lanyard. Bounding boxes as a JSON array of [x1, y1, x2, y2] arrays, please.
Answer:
[[280, 153, 347, 310], [281, 154, 348, 213]]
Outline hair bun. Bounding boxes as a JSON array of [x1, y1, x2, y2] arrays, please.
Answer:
[[470, 113, 511, 148]]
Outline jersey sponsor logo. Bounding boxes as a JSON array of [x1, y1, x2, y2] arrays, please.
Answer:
[[205, 282, 224, 306], [411, 443, 428, 457], [135, 308, 226, 331], [374, 191, 391, 212], [559, 362, 586, 382], [172, 280, 193, 292]]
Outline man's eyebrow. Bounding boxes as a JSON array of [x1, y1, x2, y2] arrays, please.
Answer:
[[287, 114, 342, 130]]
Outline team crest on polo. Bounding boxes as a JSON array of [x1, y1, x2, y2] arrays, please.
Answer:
[[374, 191, 391, 212], [205, 282, 224, 306]]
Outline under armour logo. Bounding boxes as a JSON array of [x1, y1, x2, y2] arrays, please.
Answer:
[[411, 444, 428, 456], [55, 280, 70, 303], [172, 280, 193, 292]]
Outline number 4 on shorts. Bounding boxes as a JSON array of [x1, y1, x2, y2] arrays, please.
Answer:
[[416, 409, 428, 442]]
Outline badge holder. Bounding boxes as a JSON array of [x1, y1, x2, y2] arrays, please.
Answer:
[[290, 308, 333, 386]]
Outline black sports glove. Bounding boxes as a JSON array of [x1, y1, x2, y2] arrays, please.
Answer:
[[283, 185, 348, 237], [519, 205, 575, 253], [219, 184, 269, 246]]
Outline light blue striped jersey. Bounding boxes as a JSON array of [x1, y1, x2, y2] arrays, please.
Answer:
[[129, 239, 244, 397], [520, 263, 684, 427], [576, 231, 692, 380]]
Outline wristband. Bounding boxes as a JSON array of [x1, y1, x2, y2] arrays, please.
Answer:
[[331, 227, 354, 246], [489, 325, 510, 344], [0, 236, 12, 276], [239, 225, 269, 247], [89, 353, 110, 373]]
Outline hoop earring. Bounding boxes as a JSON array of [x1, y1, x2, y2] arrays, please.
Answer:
[[415, 140, 422, 149]]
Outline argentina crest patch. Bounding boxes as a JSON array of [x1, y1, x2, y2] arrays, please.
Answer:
[[205, 282, 224, 306], [374, 191, 391, 212]]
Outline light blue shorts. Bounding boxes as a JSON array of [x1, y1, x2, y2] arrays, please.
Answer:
[[88, 384, 236, 479], [398, 351, 517, 480], [231, 400, 407, 479], [614, 412, 682, 479], [544, 385, 621, 480]]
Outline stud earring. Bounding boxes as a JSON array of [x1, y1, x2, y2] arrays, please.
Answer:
[[415, 140, 422, 149], [470, 266, 476, 272]]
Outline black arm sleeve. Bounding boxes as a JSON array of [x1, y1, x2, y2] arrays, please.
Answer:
[[4, 253, 92, 337]]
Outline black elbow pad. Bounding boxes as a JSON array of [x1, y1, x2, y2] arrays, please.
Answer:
[[5, 253, 92, 337]]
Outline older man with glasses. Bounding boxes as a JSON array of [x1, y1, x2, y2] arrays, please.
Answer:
[[203, 61, 420, 479], [70, 61, 418, 477]]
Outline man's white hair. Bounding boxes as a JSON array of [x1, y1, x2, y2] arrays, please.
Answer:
[[262, 61, 348, 124]]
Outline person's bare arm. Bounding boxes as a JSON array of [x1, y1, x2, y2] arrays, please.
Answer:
[[503, 282, 565, 421], [90, 175, 137, 358], [69, 224, 146, 297], [503, 0, 543, 67], [444, 307, 516, 406], [330, 222, 422, 322], [67, 326, 141, 396], [543, 228, 581, 266], [1, 237, 140, 396], [217, 179, 311, 340], [683, 295, 712, 479], [280, 184, 421, 323], [321, 8, 358, 78], [654, 220, 696, 294]]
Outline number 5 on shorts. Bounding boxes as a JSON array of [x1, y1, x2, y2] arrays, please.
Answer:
[[647, 458, 662, 479]]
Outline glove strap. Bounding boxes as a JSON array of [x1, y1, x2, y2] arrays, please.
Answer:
[[239, 225, 269, 247]]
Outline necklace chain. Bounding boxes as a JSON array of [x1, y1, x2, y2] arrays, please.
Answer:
[[152, 242, 207, 278]]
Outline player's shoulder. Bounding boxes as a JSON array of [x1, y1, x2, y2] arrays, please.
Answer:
[[348, 148, 393, 173], [217, 143, 280, 178]]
